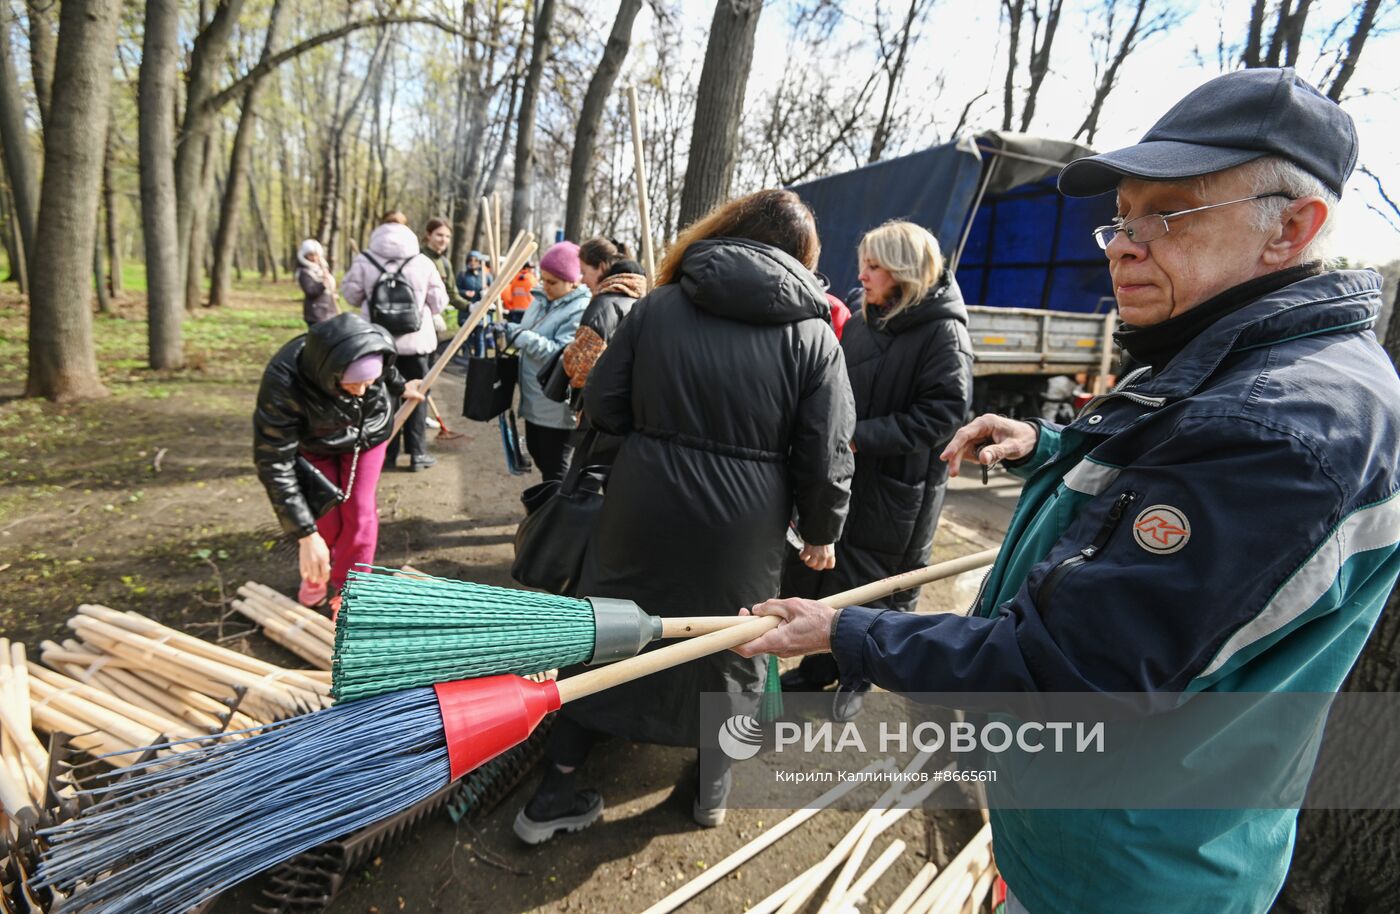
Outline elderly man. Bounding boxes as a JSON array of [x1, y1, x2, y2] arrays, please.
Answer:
[[736, 68, 1400, 914]]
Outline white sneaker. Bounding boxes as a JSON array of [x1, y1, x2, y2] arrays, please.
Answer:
[[425, 416, 441, 430]]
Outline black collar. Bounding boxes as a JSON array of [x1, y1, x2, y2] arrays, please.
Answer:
[[1115, 262, 1324, 375]]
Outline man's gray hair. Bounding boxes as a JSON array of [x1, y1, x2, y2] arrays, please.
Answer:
[[1230, 156, 1338, 262]]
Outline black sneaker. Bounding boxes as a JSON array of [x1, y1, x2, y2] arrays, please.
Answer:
[[780, 667, 836, 692], [513, 769, 604, 845], [409, 454, 438, 471]]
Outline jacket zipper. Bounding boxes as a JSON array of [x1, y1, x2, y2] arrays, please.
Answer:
[[967, 565, 994, 617], [1035, 490, 1138, 610], [1077, 366, 1167, 415]]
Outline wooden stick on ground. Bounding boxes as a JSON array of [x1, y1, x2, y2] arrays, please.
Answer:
[[906, 823, 992, 914], [638, 759, 898, 914], [240, 582, 336, 645], [80, 605, 329, 696], [887, 862, 940, 914], [747, 760, 946, 914], [832, 838, 907, 913]]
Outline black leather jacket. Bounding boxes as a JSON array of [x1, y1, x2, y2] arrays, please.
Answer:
[[253, 313, 403, 537]]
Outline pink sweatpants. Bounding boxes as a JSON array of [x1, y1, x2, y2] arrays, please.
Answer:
[[302, 442, 388, 593]]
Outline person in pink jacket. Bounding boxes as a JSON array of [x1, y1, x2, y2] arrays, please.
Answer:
[[342, 213, 449, 471]]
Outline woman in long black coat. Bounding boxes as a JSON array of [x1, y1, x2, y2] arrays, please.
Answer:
[[781, 220, 974, 700], [513, 190, 856, 844]]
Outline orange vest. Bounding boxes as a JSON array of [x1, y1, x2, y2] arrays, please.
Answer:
[[507, 270, 536, 312]]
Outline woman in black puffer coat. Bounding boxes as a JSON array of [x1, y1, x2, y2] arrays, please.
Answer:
[[513, 190, 856, 845], [780, 220, 974, 696], [253, 313, 423, 614]]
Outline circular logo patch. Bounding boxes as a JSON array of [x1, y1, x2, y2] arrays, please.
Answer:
[[1132, 504, 1191, 555]]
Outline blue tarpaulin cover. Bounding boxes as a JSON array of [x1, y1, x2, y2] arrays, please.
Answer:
[[791, 133, 1116, 313]]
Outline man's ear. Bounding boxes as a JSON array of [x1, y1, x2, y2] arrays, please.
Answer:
[[1261, 196, 1329, 266]]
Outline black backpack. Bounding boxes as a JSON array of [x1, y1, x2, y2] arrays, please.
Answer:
[[361, 251, 422, 336]]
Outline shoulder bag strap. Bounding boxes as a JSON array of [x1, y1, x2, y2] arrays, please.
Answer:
[[558, 427, 601, 496]]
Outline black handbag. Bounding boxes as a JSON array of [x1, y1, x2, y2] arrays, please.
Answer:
[[538, 347, 570, 403], [463, 352, 518, 421], [512, 430, 604, 595], [294, 448, 360, 520]]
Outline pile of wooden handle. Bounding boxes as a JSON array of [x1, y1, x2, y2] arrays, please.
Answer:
[[641, 751, 998, 914], [0, 640, 48, 834], [0, 599, 331, 806], [232, 581, 335, 671]]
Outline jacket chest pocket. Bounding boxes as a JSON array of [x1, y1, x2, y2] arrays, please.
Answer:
[[1035, 490, 1139, 612]]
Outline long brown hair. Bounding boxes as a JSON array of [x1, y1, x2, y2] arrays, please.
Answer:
[[656, 189, 820, 286]]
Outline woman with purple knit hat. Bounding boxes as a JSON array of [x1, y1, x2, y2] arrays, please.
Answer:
[[499, 241, 591, 481], [253, 313, 424, 617]]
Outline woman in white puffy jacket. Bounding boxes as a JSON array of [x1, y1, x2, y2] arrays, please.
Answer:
[[341, 212, 448, 471]]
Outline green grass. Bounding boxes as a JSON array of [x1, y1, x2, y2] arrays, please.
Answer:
[[0, 280, 304, 393], [119, 261, 147, 293]]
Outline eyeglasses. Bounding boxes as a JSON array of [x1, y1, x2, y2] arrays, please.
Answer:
[[1090, 192, 1293, 250]]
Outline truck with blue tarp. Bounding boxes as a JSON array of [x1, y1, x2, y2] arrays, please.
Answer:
[[791, 131, 1120, 418]]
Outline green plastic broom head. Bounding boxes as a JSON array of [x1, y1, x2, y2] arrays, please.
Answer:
[[334, 567, 658, 702]]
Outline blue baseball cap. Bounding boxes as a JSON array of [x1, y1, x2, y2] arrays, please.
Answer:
[[1058, 68, 1357, 198]]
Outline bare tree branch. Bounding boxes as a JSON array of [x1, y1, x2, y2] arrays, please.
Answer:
[[204, 15, 483, 114], [1328, 0, 1384, 101]]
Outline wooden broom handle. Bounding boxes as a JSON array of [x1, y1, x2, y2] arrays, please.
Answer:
[[654, 549, 1000, 640], [557, 617, 778, 704], [391, 233, 536, 437], [821, 547, 999, 610]]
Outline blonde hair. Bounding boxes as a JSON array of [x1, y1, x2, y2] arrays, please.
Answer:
[[858, 221, 944, 324]]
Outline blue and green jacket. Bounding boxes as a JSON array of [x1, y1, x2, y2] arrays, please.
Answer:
[[831, 269, 1400, 913]]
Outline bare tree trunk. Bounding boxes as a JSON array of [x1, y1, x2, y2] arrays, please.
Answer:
[[187, 129, 219, 309], [104, 131, 121, 295], [93, 204, 110, 314], [315, 28, 389, 269], [0, 176, 18, 285], [140, 0, 184, 370], [25, 0, 121, 401], [25, 0, 55, 130], [1241, 0, 1266, 66], [278, 101, 297, 268], [1281, 0, 1312, 65], [869, 0, 931, 164], [0, 10, 39, 268], [1327, 0, 1382, 102], [1074, 0, 1167, 145], [1000, 0, 1025, 131], [511, 0, 558, 238], [1018, 0, 1064, 132], [210, 0, 286, 307], [175, 0, 246, 311], [677, 0, 763, 229], [564, 0, 643, 239], [247, 170, 278, 282]]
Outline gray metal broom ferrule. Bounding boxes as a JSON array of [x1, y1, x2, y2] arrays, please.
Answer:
[[586, 596, 660, 664]]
